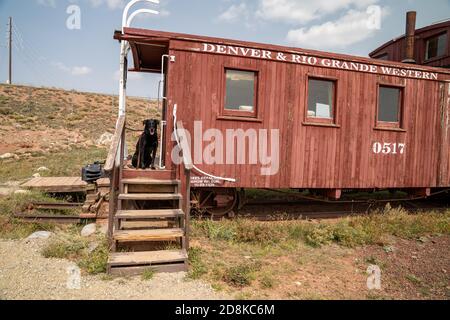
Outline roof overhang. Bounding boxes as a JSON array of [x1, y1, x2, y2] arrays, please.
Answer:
[[114, 30, 169, 73]]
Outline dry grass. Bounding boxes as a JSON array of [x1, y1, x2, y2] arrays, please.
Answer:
[[0, 191, 76, 239], [41, 226, 109, 275], [190, 206, 450, 299]]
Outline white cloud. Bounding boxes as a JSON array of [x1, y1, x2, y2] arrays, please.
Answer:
[[286, 7, 388, 50], [54, 62, 92, 76], [218, 3, 248, 23], [114, 69, 144, 81], [87, 0, 126, 10], [256, 0, 378, 24], [89, 0, 167, 11], [36, 0, 57, 7]]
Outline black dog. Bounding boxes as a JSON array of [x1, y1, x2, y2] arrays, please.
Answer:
[[132, 119, 159, 170]]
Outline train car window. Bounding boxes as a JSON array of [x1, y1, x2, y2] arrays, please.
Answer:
[[425, 33, 447, 60], [307, 79, 335, 120], [378, 86, 402, 125], [224, 69, 257, 117]]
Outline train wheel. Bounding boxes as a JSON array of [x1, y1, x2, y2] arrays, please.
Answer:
[[191, 188, 238, 217]]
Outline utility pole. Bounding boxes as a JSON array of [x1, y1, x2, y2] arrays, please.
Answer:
[[7, 17, 12, 84]]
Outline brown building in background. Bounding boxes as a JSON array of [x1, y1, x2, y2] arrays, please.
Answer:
[[370, 12, 449, 68]]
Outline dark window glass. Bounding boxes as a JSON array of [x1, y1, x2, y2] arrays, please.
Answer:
[[225, 70, 255, 112], [426, 33, 447, 60], [307, 79, 335, 119], [378, 86, 401, 123]]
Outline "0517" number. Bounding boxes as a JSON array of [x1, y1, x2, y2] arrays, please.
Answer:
[[372, 142, 405, 155]]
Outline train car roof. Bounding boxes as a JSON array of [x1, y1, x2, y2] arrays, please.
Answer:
[[114, 27, 450, 79], [370, 20, 450, 57]]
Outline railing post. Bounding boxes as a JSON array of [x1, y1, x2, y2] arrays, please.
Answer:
[[108, 166, 118, 250], [184, 168, 191, 251], [104, 115, 126, 251]]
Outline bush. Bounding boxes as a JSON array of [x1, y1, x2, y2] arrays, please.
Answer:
[[192, 220, 237, 241], [188, 247, 207, 279], [260, 273, 275, 289], [304, 224, 335, 247], [222, 262, 261, 287], [77, 239, 109, 275], [191, 207, 450, 249], [42, 237, 87, 259], [235, 219, 282, 244], [141, 268, 155, 281]]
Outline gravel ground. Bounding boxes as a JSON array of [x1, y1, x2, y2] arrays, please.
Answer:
[[0, 238, 231, 300]]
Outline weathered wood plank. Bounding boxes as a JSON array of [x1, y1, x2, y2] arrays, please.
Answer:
[[118, 193, 182, 201], [114, 228, 184, 241], [116, 209, 184, 219], [108, 249, 187, 266]]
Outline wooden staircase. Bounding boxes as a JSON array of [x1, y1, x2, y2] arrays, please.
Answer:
[[107, 177, 188, 276], [104, 116, 193, 276]]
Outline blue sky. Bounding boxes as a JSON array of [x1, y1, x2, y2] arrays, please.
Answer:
[[0, 0, 449, 98]]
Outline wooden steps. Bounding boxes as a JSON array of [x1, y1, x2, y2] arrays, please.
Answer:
[[122, 179, 180, 186], [108, 250, 188, 276], [116, 209, 184, 219], [118, 193, 182, 201], [122, 169, 174, 180], [109, 249, 187, 266], [107, 172, 188, 276], [114, 228, 184, 242]]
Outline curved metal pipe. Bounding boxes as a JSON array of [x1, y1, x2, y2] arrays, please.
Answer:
[[122, 0, 160, 30], [126, 8, 159, 28]]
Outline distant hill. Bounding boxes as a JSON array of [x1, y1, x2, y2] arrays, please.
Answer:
[[0, 84, 160, 182]]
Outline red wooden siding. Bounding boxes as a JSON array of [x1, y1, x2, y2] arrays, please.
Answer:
[[120, 28, 450, 190]]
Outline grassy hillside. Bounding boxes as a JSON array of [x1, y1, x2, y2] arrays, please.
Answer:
[[0, 84, 159, 182]]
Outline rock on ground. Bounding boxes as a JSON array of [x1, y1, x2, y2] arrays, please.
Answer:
[[80, 224, 97, 237], [26, 231, 54, 240], [0, 239, 230, 300], [96, 133, 113, 146], [14, 189, 31, 195], [0, 153, 15, 160]]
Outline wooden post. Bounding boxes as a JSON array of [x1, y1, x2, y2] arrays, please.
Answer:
[[107, 166, 118, 250], [184, 168, 191, 251], [7, 17, 12, 84]]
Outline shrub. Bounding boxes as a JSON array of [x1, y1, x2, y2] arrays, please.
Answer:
[[142, 268, 155, 281], [260, 273, 275, 289], [222, 262, 261, 287], [234, 219, 282, 244], [304, 224, 335, 247], [188, 247, 207, 279], [77, 239, 109, 274], [192, 220, 237, 241]]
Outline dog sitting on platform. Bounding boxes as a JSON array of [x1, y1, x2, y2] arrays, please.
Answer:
[[132, 119, 159, 170]]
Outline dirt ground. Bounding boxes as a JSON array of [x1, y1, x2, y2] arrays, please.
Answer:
[[354, 236, 450, 299], [0, 238, 230, 300], [191, 235, 450, 300]]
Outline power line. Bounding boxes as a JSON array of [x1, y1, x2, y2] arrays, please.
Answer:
[[10, 21, 61, 85]]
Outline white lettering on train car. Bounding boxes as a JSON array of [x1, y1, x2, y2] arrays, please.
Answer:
[[201, 43, 440, 80], [372, 142, 406, 155]]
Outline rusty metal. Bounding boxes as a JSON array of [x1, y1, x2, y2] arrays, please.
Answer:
[[403, 11, 417, 63], [29, 202, 83, 210]]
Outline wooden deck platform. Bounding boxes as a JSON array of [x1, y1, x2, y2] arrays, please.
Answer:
[[21, 177, 90, 193]]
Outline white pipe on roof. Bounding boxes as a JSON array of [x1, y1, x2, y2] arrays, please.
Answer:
[[122, 0, 160, 31], [126, 9, 159, 28]]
